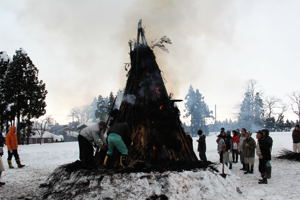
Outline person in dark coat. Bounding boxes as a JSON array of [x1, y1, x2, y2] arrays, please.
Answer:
[[256, 130, 272, 184], [262, 129, 273, 179], [197, 130, 207, 162], [224, 131, 233, 169], [0, 133, 5, 186], [292, 124, 300, 153]]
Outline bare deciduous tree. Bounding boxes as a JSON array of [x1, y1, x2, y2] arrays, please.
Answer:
[[290, 92, 300, 122], [264, 96, 280, 119], [33, 116, 53, 144]]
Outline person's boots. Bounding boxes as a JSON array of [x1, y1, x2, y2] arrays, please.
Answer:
[[258, 178, 268, 184], [8, 160, 14, 169], [0, 181, 5, 186], [16, 159, 25, 168], [240, 163, 245, 170], [229, 163, 232, 169], [103, 155, 110, 168], [119, 155, 129, 168], [244, 164, 250, 174], [250, 165, 254, 174]]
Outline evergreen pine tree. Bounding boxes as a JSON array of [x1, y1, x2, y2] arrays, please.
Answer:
[[238, 81, 264, 131], [0, 51, 10, 131], [185, 86, 211, 136], [3, 49, 47, 143]]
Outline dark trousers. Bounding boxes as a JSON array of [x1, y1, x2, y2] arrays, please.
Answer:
[[259, 159, 267, 178], [78, 135, 94, 167], [7, 149, 20, 161], [199, 151, 207, 162], [232, 150, 239, 162], [219, 152, 223, 163]]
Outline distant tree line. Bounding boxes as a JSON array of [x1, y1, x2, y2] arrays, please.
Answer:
[[210, 80, 300, 133], [68, 90, 123, 125], [67, 80, 300, 135], [0, 50, 47, 144], [183, 80, 300, 135]]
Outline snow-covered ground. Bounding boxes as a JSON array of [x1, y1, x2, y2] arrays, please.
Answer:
[[0, 132, 299, 200]]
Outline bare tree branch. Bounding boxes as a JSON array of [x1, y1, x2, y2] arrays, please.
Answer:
[[289, 92, 300, 121]]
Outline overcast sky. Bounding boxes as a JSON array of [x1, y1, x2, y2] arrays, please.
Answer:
[[1, 0, 300, 124]]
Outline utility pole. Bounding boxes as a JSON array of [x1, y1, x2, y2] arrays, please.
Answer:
[[214, 104, 217, 123]]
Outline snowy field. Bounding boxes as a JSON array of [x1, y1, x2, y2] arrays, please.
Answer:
[[0, 132, 299, 200]]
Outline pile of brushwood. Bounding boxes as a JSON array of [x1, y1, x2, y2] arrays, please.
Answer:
[[39, 160, 216, 200], [277, 149, 300, 161]]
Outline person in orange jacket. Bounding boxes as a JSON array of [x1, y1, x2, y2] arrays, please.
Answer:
[[5, 126, 25, 168]]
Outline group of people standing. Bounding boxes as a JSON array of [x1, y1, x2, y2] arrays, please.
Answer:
[[0, 126, 26, 187], [214, 127, 273, 184]]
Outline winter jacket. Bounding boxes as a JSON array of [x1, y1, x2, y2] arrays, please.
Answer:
[[233, 135, 239, 150], [79, 123, 106, 148], [257, 137, 272, 161], [224, 135, 233, 151], [107, 122, 131, 146], [238, 135, 246, 152], [197, 135, 206, 152], [242, 137, 256, 158], [6, 126, 18, 150], [0, 133, 4, 147], [292, 129, 300, 143], [217, 137, 226, 153]]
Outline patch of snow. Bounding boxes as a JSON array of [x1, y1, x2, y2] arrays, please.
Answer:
[[0, 132, 299, 200]]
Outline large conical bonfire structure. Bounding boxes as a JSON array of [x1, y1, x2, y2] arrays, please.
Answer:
[[116, 20, 198, 168]]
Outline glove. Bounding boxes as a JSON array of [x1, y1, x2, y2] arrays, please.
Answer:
[[9, 150, 13, 154]]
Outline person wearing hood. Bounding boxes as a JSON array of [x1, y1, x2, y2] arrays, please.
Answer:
[[5, 126, 25, 168], [78, 121, 106, 169]]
